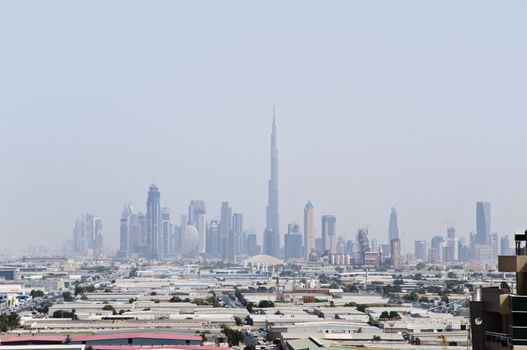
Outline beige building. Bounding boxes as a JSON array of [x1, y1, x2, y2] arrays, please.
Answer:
[[470, 232, 527, 349], [304, 201, 315, 261], [390, 238, 401, 268]]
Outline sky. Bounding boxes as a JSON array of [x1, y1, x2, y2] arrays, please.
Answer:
[[1, 1, 527, 253]]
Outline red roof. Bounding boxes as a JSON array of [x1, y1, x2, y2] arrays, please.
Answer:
[[0, 336, 66, 343], [72, 333, 202, 342], [90, 346, 228, 350]]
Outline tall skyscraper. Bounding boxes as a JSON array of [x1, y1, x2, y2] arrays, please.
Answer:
[[284, 223, 303, 260], [391, 238, 402, 268], [356, 228, 370, 265], [160, 207, 171, 259], [430, 235, 445, 262], [136, 212, 147, 256], [388, 207, 399, 242], [245, 233, 260, 256], [321, 215, 337, 254], [501, 235, 511, 256], [220, 201, 232, 259], [232, 213, 244, 257], [490, 232, 499, 257], [414, 240, 427, 262], [476, 201, 491, 245], [188, 200, 206, 254], [206, 220, 220, 257], [263, 109, 280, 258], [446, 225, 457, 261], [303, 201, 315, 261], [119, 204, 134, 258], [146, 184, 161, 260], [73, 213, 103, 257]]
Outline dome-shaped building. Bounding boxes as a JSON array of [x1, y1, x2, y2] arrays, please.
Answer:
[[181, 224, 199, 257]]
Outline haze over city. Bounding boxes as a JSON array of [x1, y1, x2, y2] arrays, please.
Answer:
[[2, 1, 527, 252]]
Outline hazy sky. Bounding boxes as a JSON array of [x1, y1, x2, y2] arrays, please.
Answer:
[[1, 1, 527, 253]]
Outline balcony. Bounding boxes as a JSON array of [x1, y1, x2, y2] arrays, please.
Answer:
[[485, 331, 509, 350]]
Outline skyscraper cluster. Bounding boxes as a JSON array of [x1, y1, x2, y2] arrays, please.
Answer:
[[118, 191, 259, 260], [69, 110, 511, 266], [73, 214, 104, 257], [413, 201, 511, 264]]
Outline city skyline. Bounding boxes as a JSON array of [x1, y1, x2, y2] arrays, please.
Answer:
[[2, 1, 527, 252]]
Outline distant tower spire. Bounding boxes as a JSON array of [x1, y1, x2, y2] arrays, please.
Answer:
[[264, 106, 280, 258]]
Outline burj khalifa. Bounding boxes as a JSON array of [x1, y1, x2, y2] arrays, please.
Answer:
[[263, 108, 280, 258]]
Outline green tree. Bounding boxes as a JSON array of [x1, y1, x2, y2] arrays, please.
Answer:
[[221, 325, 244, 346], [234, 316, 243, 326], [52, 310, 78, 320], [30, 290, 44, 298], [102, 305, 117, 315], [389, 311, 400, 319], [380, 311, 400, 319], [0, 312, 20, 330], [257, 300, 275, 308], [246, 302, 254, 313], [344, 285, 359, 293], [62, 292, 74, 302], [403, 292, 419, 303]]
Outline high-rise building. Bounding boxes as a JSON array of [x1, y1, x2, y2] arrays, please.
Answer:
[[458, 238, 470, 262], [119, 204, 134, 258], [264, 109, 280, 258], [303, 201, 315, 261], [447, 226, 456, 239], [388, 207, 399, 242], [160, 207, 171, 259], [232, 213, 244, 257], [445, 225, 458, 261], [336, 236, 346, 254], [390, 238, 401, 268], [134, 212, 146, 256], [430, 235, 445, 262], [146, 184, 161, 260], [414, 240, 427, 262], [284, 223, 303, 260], [490, 232, 499, 257], [188, 201, 206, 254], [371, 238, 379, 253], [206, 220, 220, 257], [476, 201, 491, 245], [356, 228, 370, 265], [321, 215, 337, 254], [73, 213, 103, 257], [501, 235, 511, 256], [220, 202, 232, 259], [245, 233, 260, 256]]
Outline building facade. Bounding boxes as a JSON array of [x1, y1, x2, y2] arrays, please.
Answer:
[[303, 201, 315, 261], [264, 110, 280, 258], [321, 215, 337, 254]]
